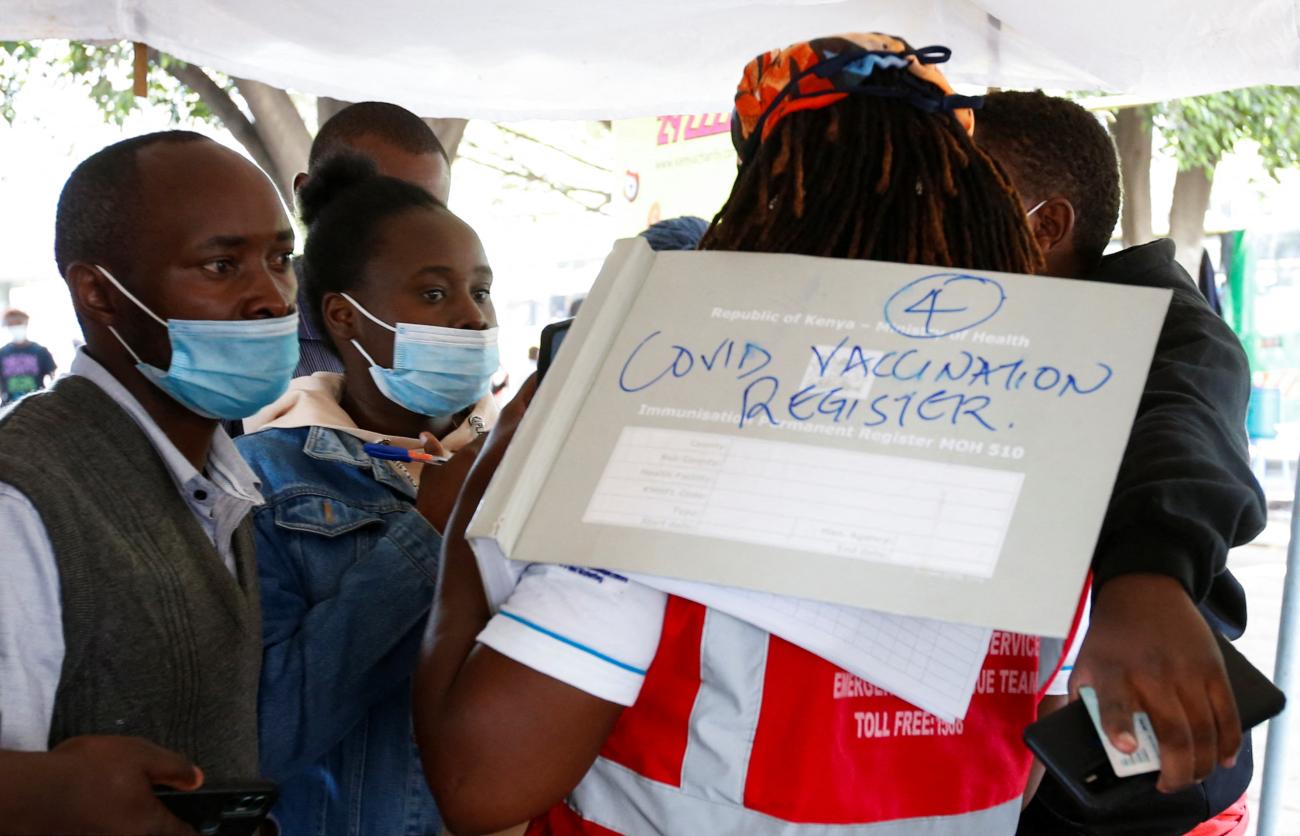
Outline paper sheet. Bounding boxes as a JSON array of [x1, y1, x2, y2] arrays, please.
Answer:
[[586, 426, 1024, 578], [631, 574, 992, 722]]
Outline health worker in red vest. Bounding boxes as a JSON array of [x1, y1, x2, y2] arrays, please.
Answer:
[[417, 32, 1065, 836]]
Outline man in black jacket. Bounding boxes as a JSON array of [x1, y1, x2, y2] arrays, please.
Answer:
[[978, 91, 1266, 829]]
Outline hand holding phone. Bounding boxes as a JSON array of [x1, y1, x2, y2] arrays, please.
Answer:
[[0, 736, 201, 836], [154, 781, 278, 836], [1023, 631, 1283, 812], [536, 318, 573, 381], [1071, 573, 1242, 793]]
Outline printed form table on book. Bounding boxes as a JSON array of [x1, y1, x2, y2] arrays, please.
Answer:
[[469, 238, 1169, 722]]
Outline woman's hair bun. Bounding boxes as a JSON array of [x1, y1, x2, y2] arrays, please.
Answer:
[[297, 153, 380, 226]]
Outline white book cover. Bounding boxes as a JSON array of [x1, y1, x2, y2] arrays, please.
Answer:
[[468, 238, 1170, 640]]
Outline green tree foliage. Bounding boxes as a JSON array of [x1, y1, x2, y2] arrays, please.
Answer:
[[0, 41, 40, 124], [62, 41, 219, 126], [0, 39, 611, 214], [0, 40, 313, 198], [1157, 86, 1300, 176], [1146, 87, 1300, 270], [2, 41, 221, 127]]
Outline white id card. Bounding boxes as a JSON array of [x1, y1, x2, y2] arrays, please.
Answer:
[[1079, 685, 1162, 777]]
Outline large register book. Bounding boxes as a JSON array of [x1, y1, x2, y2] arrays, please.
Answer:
[[467, 239, 1169, 649]]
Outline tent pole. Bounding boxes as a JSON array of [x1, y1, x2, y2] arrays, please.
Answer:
[[1257, 457, 1300, 835]]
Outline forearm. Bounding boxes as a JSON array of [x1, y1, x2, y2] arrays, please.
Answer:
[[414, 497, 620, 834], [428, 647, 621, 834], [1094, 344, 1264, 598], [412, 486, 493, 741], [1095, 406, 1262, 596]]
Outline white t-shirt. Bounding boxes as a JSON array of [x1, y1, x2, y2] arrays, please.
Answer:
[[476, 563, 667, 706]]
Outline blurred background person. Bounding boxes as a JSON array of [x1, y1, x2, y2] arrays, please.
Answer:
[[0, 308, 57, 404]]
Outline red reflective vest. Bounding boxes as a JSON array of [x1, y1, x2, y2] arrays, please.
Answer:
[[528, 596, 1071, 835]]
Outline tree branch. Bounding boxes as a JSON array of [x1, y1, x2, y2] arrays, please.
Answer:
[[493, 125, 612, 172], [1112, 106, 1154, 248], [232, 79, 312, 196], [459, 145, 611, 213], [1168, 160, 1217, 276], [159, 60, 282, 193], [317, 96, 350, 129], [424, 118, 468, 164]]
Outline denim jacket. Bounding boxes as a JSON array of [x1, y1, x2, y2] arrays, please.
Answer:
[[235, 425, 441, 836]]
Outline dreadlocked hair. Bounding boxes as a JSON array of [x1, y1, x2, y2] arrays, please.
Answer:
[[700, 91, 1043, 275]]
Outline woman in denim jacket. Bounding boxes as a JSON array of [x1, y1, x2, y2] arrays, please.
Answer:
[[236, 154, 499, 836]]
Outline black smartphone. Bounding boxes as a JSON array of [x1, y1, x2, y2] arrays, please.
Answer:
[[154, 781, 278, 836], [1023, 631, 1284, 813], [537, 318, 574, 381]]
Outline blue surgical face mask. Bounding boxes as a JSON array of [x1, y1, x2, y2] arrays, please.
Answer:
[[98, 266, 300, 420], [341, 293, 498, 417]]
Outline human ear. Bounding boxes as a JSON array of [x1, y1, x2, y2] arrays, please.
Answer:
[[65, 262, 120, 327], [321, 292, 360, 344], [1027, 197, 1076, 257]]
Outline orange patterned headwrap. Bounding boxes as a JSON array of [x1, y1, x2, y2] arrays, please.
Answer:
[[732, 33, 978, 161]]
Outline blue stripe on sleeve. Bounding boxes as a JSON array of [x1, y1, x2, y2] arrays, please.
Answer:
[[497, 609, 648, 675]]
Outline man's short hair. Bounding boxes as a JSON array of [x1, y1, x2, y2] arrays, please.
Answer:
[[54, 130, 210, 278], [978, 91, 1122, 263], [309, 102, 448, 171], [3, 308, 28, 322]]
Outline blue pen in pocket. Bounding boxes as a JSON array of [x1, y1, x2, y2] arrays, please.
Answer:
[[363, 442, 443, 464]]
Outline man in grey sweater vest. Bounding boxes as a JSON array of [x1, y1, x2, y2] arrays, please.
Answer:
[[0, 131, 298, 834]]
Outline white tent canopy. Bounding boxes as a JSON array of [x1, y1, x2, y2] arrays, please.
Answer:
[[4, 0, 1300, 119]]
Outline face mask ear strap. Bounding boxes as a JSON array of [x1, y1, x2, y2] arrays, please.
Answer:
[[107, 326, 146, 365], [1026, 199, 1048, 217], [350, 338, 381, 368], [96, 266, 168, 328], [340, 292, 398, 333], [351, 340, 384, 369]]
